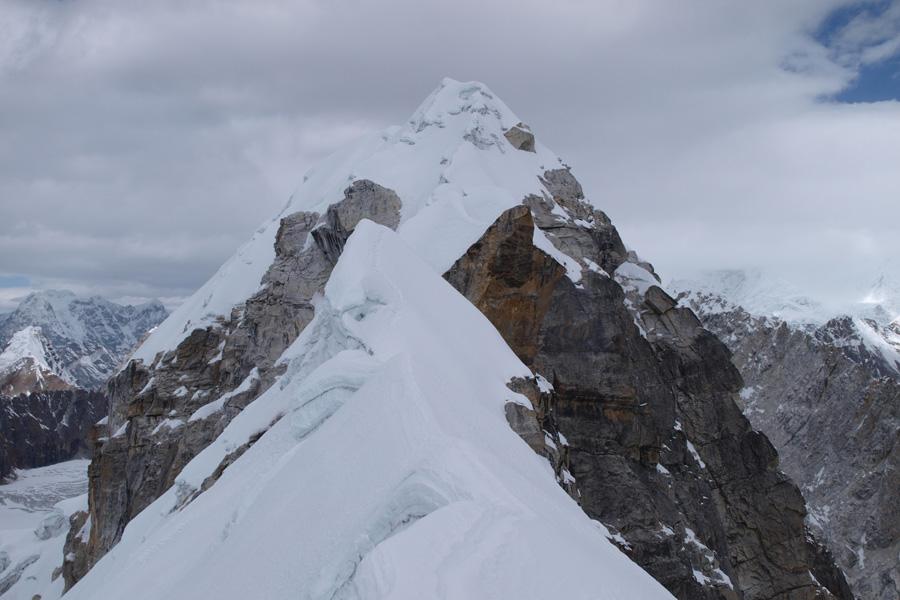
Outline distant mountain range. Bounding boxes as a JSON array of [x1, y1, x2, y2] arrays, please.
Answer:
[[672, 269, 900, 376], [0, 290, 167, 394], [672, 269, 899, 599]]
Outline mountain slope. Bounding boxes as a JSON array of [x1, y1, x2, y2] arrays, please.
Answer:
[[0, 389, 106, 481], [674, 271, 899, 600], [59, 79, 848, 600], [0, 291, 167, 391]]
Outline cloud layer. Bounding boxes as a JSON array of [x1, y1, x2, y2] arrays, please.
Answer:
[[1, 0, 898, 311]]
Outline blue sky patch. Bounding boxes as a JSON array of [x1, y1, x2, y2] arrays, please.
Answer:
[[0, 274, 30, 288], [816, 0, 900, 102]]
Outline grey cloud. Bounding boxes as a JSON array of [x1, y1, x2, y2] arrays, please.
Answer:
[[0, 0, 897, 308]]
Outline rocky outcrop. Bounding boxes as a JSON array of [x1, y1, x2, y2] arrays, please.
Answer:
[[506, 376, 578, 500], [503, 122, 535, 152], [62, 180, 403, 590], [0, 359, 72, 397], [677, 300, 899, 600], [444, 169, 851, 600], [0, 389, 106, 481]]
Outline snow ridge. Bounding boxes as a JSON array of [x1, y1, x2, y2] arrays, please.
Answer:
[[66, 222, 673, 600]]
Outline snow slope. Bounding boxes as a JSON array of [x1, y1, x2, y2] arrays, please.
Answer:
[[67, 222, 672, 600], [135, 78, 565, 362], [0, 460, 89, 600]]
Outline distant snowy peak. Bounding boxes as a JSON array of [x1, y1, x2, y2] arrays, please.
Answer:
[[0, 326, 73, 396], [134, 78, 566, 363], [0, 326, 54, 372], [670, 269, 827, 325], [673, 268, 900, 327], [0, 291, 167, 391], [858, 273, 900, 325], [673, 269, 900, 377], [820, 316, 900, 378]]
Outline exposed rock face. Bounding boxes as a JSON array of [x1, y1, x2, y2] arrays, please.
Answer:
[[0, 291, 167, 391], [62, 180, 403, 590], [444, 169, 851, 600], [503, 122, 535, 152], [0, 358, 72, 398], [0, 389, 106, 481], [676, 298, 899, 600], [506, 376, 578, 500]]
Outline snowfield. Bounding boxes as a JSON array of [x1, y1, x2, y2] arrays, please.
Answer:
[[66, 222, 673, 600]]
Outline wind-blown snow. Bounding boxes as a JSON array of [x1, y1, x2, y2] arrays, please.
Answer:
[[134, 78, 564, 363], [67, 222, 671, 600]]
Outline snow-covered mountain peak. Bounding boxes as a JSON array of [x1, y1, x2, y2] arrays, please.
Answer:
[[858, 273, 900, 324], [135, 78, 568, 363], [406, 78, 518, 133], [671, 269, 827, 324], [288, 77, 557, 225], [0, 326, 55, 374], [52, 81, 851, 600], [0, 325, 73, 396]]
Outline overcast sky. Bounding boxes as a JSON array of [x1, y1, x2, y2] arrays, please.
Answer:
[[1, 0, 899, 312]]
